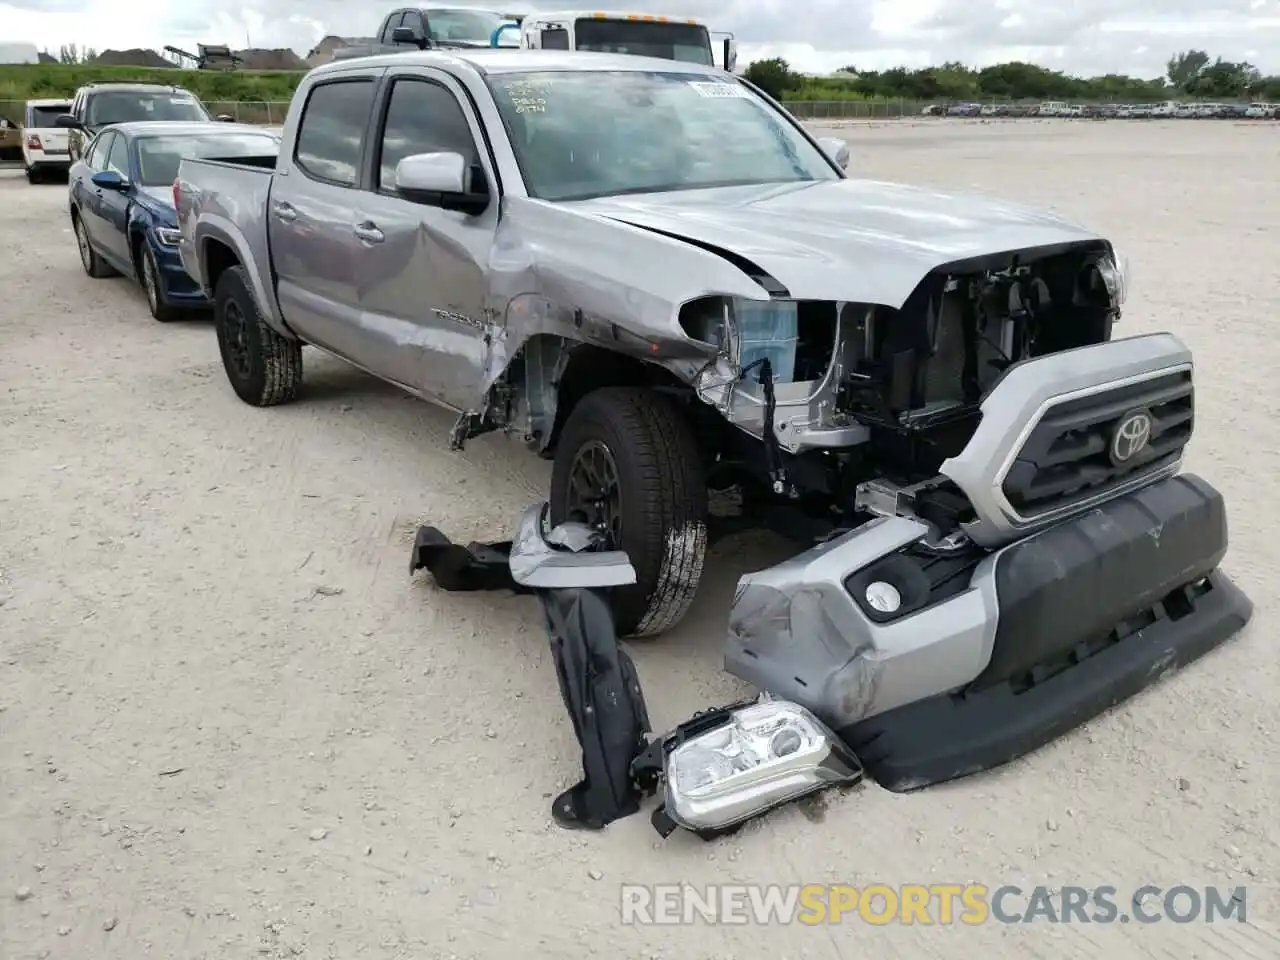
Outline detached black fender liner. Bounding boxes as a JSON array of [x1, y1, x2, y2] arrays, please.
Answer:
[[841, 474, 1253, 792]]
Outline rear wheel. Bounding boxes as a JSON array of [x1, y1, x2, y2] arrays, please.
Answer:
[[73, 212, 117, 278], [550, 387, 708, 638], [213, 265, 302, 406], [25, 167, 39, 185]]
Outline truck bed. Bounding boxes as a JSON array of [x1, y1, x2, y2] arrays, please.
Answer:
[[175, 156, 282, 328]]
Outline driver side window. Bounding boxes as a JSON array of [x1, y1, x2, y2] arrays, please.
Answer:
[[86, 131, 114, 170], [376, 77, 482, 193]]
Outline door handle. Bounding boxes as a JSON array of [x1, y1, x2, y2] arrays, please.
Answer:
[[353, 222, 384, 244], [271, 201, 297, 223]]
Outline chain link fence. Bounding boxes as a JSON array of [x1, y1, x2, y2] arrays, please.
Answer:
[[4, 95, 1273, 167]]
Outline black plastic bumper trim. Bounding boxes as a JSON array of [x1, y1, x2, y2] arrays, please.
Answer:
[[841, 569, 1252, 793]]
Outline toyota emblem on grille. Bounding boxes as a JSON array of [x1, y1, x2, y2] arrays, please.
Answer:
[[1110, 409, 1153, 466]]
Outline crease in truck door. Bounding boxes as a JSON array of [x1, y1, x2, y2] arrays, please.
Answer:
[[353, 71, 497, 411], [269, 76, 378, 368]]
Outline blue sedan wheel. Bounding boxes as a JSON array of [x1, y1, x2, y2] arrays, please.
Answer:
[[141, 245, 180, 323], [73, 213, 118, 279]]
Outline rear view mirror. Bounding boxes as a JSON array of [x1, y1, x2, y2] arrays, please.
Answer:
[[55, 114, 80, 129], [817, 136, 850, 171], [395, 152, 489, 214]]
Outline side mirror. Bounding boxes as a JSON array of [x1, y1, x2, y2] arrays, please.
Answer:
[[391, 26, 426, 47], [215, 114, 235, 122], [55, 114, 81, 129], [394, 152, 489, 214], [724, 38, 738, 72], [91, 170, 128, 191], [817, 136, 850, 171]]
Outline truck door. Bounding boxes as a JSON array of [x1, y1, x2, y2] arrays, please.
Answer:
[[268, 73, 383, 368], [351, 68, 500, 410]]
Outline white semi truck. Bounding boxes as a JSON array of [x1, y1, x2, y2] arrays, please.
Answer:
[[336, 7, 736, 71]]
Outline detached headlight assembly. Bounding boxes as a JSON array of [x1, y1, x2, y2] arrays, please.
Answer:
[[638, 698, 863, 839], [155, 227, 182, 246]]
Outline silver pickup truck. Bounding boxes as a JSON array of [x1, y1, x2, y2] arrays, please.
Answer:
[[176, 49, 1250, 790]]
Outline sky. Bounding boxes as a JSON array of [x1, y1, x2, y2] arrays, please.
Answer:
[[4, 0, 1280, 78]]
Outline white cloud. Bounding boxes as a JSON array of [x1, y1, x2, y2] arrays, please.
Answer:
[[3, 0, 1279, 76]]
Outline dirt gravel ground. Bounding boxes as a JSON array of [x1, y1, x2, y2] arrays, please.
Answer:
[[1, 120, 1278, 959]]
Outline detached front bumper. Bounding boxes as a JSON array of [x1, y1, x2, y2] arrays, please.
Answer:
[[725, 473, 1253, 792]]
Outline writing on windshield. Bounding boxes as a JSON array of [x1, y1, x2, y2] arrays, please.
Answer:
[[488, 70, 838, 202]]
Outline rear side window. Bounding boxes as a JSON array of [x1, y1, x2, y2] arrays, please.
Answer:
[[376, 78, 479, 191], [540, 28, 570, 50], [294, 79, 375, 186], [380, 12, 406, 43]]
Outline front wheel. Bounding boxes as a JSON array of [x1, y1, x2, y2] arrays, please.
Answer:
[[140, 244, 181, 323], [550, 387, 708, 638]]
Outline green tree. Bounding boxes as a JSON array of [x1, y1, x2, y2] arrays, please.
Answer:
[[1166, 50, 1210, 90], [743, 57, 798, 100]]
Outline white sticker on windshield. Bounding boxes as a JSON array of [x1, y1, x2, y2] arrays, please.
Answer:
[[169, 96, 195, 104], [688, 81, 749, 99]]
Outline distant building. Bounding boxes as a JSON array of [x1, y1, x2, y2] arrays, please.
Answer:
[[306, 36, 375, 67], [0, 42, 41, 64]]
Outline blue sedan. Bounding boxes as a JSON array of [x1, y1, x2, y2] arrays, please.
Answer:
[[68, 121, 279, 322]]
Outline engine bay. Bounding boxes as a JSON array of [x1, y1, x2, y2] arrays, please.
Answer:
[[684, 241, 1127, 539], [833, 242, 1122, 480]]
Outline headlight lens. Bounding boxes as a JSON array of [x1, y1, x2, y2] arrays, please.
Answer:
[[663, 700, 862, 832], [1097, 249, 1129, 306], [155, 227, 182, 246]]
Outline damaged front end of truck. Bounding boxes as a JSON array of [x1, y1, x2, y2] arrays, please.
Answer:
[[422, 193, 1252, 836]]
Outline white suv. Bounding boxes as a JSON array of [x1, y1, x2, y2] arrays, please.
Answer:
[[21, 98, 72, 184]]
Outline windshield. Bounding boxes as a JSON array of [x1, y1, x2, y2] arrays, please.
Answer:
[[427, 8, 508, 45], [86, 91, 210, 127], [487, 70, 838, 202], [28, 104, 70, 127], [135, 132, 278, 186], [573, 19, 712, 65]]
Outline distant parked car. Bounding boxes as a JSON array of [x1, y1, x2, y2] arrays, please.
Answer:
[[920, 104, 943, 116], [1150, 101, 1178, 118], [67, 121, 280, 322], [946, 101, 981, 117], [21, 98, 73, 183], [1244, 102, 1277, 119]]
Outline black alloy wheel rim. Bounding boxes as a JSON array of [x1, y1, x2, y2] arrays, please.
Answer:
[[223, 299, 251, 379], [566, 439, 623, 546]]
